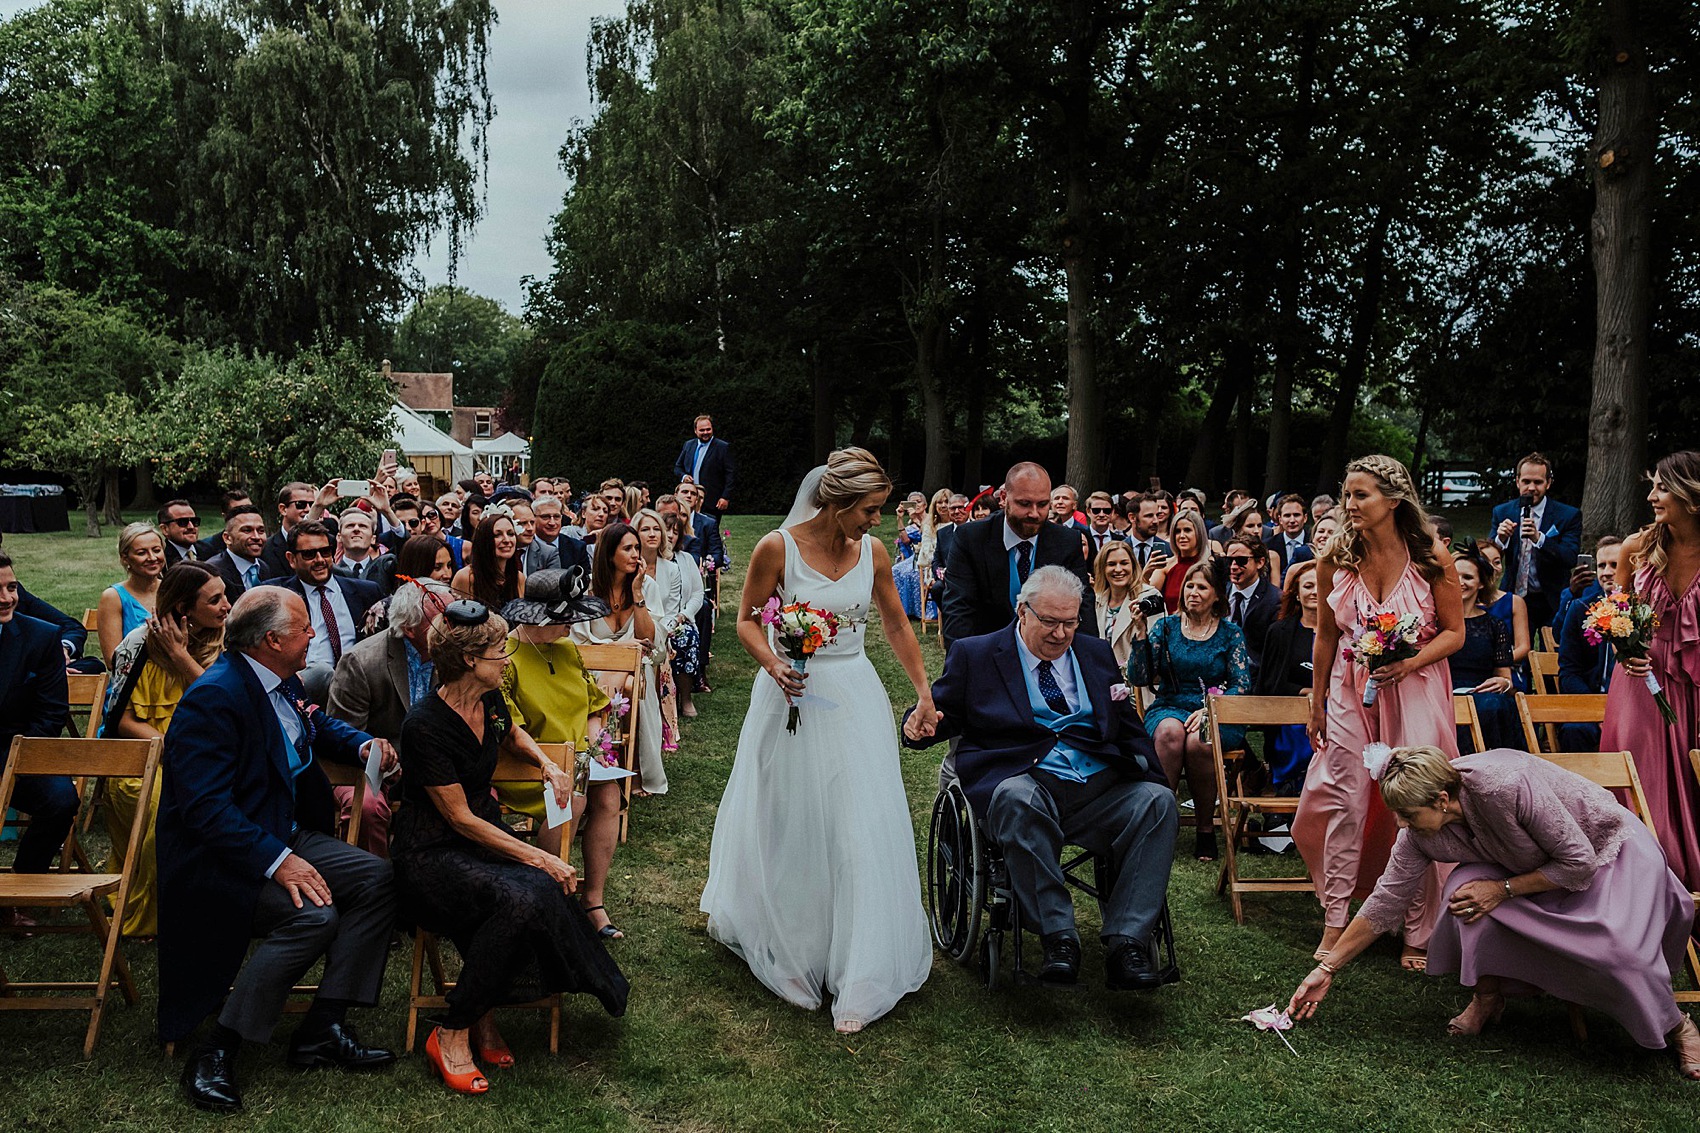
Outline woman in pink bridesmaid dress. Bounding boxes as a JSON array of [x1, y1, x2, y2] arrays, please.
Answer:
[[1602, 451, 1700, 891], [1295, 455, 1464, 968]]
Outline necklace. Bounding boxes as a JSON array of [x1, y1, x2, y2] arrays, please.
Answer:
[[522, 634, 557, 675], [1181, 615, 1218, 640]]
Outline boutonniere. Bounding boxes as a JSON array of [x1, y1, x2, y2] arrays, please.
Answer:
[[489, 708, 510, 739], [291, 697, 320, 745], [1110, 682, 1131, 702]]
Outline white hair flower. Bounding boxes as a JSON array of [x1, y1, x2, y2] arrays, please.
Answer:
[[1361, 742, 1393, 781]]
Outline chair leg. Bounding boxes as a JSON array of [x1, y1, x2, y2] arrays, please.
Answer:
[[406, 933, 427, 1053], [80, 897, 124, 1057], [549, 1001, 560, 1054], [1567, 1004, 1588, 1043]]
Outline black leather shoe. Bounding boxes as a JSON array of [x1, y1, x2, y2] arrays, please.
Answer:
[[1105, 940, 1164, 991], [287, 1022, 396, 1071], [181, 1046, 243, 1113], [1039, 933, 1081, 984]]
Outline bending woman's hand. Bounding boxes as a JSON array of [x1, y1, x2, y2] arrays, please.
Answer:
[[1287, 967, 1333, 1020]]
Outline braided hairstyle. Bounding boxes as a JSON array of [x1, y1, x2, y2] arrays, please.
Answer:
[[1319, 454, 1446, 583]]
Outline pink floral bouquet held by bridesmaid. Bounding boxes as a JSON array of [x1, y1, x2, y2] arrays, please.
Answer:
[[755, 596, 842, 733], [1341, 611, 1423, 708], [1582, 591, 1676, 725]]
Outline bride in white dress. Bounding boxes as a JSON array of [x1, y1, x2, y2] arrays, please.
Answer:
[[700, 447, 938, 1034]]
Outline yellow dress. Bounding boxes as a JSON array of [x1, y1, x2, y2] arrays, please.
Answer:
[[103, 661, 185, 937], [495, 637, 611, 819]]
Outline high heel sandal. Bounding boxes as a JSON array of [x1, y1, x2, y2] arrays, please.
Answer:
[[425, 1027, 490, 1094], [1671, 1016, 1700, 1080], [473, 1032, 515, 1069], [1446, 991, 1506, 1037], [1193, 829, 1218, 862], [584, 904, 624, 940]]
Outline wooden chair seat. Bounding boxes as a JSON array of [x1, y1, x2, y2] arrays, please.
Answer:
[[0, 735, 162, 1056], [1207, 694, 1315, 924]]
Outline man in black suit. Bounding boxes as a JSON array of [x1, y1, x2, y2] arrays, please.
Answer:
[[158, 500, 205, 565], [206, 506, 279, 608], [330, 506, 393, 585], [939, 462, 1097, 650], [158, 587, 396, 1111], [1050, 484, 1088, 534], [258, 521, 382, 703], [1270, 493, 1315, 578], [1124, 493, 1173, 575], [1491, 452, 1583, 631], [1223, 533, 1281, 679], [0, 550, 78, 902], [1081, 492, 1125, 561], [260, 482, 322, 577], [673, 414, 735, 519]]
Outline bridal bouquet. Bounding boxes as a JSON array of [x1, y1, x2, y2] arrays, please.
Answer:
[[1581, 590, 1675, 725], [756, 595, 842, 733], [1341, 612, 1422, 708]]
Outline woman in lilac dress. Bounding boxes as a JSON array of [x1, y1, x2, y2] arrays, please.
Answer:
[[1602, 450, 1700, 891], [1287, 745, 1700, 1077]]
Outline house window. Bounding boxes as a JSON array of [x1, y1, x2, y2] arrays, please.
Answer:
[[474, 410, 493, 438]]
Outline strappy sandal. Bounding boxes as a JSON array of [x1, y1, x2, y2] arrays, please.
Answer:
[[1400, 945, 1428, 972], [1446, 991, 1505, 1036], [584, 904, 624, 940], [1671, 1015, 1700, 1080]]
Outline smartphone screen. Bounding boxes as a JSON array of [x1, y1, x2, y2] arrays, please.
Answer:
[[338, 479, 370, 499]]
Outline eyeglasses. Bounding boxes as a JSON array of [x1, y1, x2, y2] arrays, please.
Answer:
[[293, 546, 334, 560], [402, 517, 421, 528], [285, 500, 313, 510], [169, 517, 200, 527], [470, 650, 513, 663], [1022, 608, 1081, 632], [1089, 507, 1113, 515], [1226, 555, 1252, 566]]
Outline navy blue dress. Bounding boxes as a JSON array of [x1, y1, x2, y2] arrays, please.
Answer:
[[1453, 612, 1518, 750]]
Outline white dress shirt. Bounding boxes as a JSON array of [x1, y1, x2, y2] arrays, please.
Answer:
[[303, 580, 357, 666]]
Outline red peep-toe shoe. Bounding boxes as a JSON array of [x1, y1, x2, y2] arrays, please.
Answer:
[[425, 1027, 489, 1095]]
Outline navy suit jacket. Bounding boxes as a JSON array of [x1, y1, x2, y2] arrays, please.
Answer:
[[1557, 583, 1613, 694], [1230, 578, 1282, 677], [0, 614, 70, 755], [15, 586, 86, 659], [206, 549, 281, 608], [1272, 535, 1316, 576], [903, 625, 1165, 820], [691, 511, 727, 568], [155, 652, 372, 1041], [1490, 497, 1582, 600], [938, 517, 1097, 648], [674, 436, 735, 509], [258, 573, 384, 638]]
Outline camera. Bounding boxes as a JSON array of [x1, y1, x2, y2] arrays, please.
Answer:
[[1135, 588, 1167, 617]]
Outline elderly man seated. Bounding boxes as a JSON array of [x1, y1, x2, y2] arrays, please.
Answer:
[[904, 566, 1177, 989]]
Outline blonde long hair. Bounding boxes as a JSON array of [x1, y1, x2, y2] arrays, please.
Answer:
[[1320, 454, 1446, 583], [1635, 451, 1700, 576], [919, 487, 951, 567]]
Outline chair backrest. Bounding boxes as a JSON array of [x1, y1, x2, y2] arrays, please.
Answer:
[[1207, 694, 1312, 729], [577, 642, 645, 691], [1516, 692, 1608, 754], [0, 737, 163, 873], [1537, 625, 1557, 653], [318, 761, 369, 846], [1527, 651, 1560, 695], [82, 608, 100, 632], [66, 672, 110, 740], [1529, 749, 1653, 833], [1453, 695, 1486, 754]]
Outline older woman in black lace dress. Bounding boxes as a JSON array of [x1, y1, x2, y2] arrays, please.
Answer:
[[392, 602, 628, 1096]]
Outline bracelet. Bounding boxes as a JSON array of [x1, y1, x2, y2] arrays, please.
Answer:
[[1502, 879, 1514, 898], [1316, 959, 1339, 976]]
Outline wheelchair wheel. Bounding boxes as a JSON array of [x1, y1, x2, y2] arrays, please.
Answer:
[[980, 925, 1002, 989], [927, 779, 984, 962]]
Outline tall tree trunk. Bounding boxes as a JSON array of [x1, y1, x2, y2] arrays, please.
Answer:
[[810, 342, 834, 465], [1580, 0, 1653, 545], [913, 107, 953, 494], [1186, 350, 1248, 490], [1316, 206, 1393, 489], [1061, 0, 1103, 493], [1231, 385, 1252, 492], [886, 384, 908, 487], [78, 472, 102, 538], [1262, 20, 1318, 497], [962, 296, 990, 493], [101, 469, 124, 526], [129, 460, 158, 510], [1411, 397, 1432, 486]]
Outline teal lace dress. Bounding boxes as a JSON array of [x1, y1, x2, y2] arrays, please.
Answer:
[[1126, 614, 1253, 748]]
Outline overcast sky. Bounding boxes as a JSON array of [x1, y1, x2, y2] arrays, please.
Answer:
[[1, 0, 622, 314]]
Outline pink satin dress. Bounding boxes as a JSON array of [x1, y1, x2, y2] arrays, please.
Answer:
[[1601, 563, 1700, 891], [1293, 559, 1460, 942]]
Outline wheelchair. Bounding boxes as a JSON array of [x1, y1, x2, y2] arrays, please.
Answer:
[[927, 778, 1180, 989]]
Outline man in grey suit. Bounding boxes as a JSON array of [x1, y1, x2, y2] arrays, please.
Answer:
[[511, 501, 562, 575], [326, 580, 452, 856]]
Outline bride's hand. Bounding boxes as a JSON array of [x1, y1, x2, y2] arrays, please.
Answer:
[[766, 657, 806, 700]]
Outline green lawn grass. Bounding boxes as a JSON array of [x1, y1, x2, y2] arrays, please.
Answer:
[[2, 512, 1693, 1131]]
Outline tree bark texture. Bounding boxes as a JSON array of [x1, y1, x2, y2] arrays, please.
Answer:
[[1062, 0, 1104, 494], [1580, 0, 1653, 545], [1317, 206, 1392, 490]]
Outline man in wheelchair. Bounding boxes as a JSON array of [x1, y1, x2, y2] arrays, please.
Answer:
[[904, 566, 1177, 989]]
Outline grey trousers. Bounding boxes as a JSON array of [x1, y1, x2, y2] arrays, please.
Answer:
[[299, 661, 336, 707], [985, 769, 1177, 944], [220, 829, 396, 1043]]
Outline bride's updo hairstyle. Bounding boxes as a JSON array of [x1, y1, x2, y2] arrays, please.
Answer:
[[813, 447, 892, 510]]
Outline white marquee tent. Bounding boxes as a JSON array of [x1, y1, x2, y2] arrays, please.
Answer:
[[388, 402, 474, 486]]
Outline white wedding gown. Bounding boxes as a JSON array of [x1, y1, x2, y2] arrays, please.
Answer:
[[700, 528, 932, 1028]]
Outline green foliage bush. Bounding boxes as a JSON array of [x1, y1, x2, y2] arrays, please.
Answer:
[[532, 321, 810, 513]]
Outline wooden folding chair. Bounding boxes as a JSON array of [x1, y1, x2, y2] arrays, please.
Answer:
[[578, 642, 645, 844], [1515, 692, 1607, 755], [1529, 749, 1700, 1020], [0, 736, 162, 1056], [81, 609, 100, 633], [320, 760, 370, 849], [1527, 651, 1560, 695], [405, 746, 576, 1054], [1537, 625, 1557, 652], [1207, 694, 1314, 924], [1453, 695, 1486, 754], [65, 672, 112, 854]]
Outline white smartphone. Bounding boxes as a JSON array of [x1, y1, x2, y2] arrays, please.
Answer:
[[338, 479, 370, 499]]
